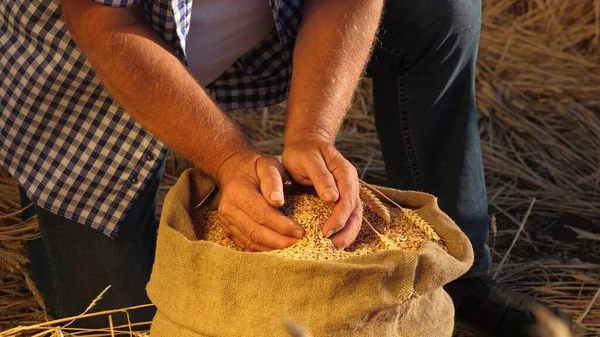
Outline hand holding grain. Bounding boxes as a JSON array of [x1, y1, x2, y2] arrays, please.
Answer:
[[282, 140, 363, 249], [216, 151, 304, 251]]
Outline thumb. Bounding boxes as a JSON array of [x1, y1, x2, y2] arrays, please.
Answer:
[[302, 158, 339, 204], [257, 156, 286, 207]]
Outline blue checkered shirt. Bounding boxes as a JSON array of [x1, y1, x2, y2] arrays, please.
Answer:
[[0, 0, 302, 237]]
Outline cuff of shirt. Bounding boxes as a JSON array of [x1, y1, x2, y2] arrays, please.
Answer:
[[93, 0, 139, 7]]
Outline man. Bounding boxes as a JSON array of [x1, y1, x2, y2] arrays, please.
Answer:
[[0, 0, 563, 335]]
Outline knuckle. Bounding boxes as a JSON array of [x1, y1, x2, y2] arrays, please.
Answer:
[[265, 165, 279, 176], [328, 151, 345, 167], [342, 161, 358, 178], [263, 175, 280, 188], [260, 167, 277, 181], [218, 203, 232, 217], [322, 145, 338, 158], [249, 205, 266, 223], [260, 210, 278, 228], [315, 170, 334, 183], [341, 199, 354, 212], [306, 150, 322, 161], [247, 228, 264, 243]]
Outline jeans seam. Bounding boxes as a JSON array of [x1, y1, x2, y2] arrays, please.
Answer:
[[397, 67, 425, 190], [35, 210, 63, 317]]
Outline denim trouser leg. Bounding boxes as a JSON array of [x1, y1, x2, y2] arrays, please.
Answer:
[[366, 0, 491, 276], [21, 159, 165, 328]]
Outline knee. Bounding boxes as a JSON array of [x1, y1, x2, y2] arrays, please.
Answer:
[[378, 0, 482, 59], [424, 0, 482, 38]]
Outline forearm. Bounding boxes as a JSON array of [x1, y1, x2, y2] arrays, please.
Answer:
[[284, 0, 383, 144], [61, 1, 252, 179]]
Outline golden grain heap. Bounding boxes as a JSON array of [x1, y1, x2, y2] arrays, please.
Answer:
[[195, 184, 445, 261]]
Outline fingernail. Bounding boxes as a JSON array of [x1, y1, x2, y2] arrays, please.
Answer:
[[326, 229, 336, 238], [323, 188, 338, 202], [269, 191, 284, 203], [293, 229, 305, 239]]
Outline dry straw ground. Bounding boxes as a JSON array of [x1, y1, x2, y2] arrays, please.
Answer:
[[1, 0, 599, 335]]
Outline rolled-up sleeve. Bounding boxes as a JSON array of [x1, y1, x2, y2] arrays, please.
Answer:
[[93, 0, 140, 7]]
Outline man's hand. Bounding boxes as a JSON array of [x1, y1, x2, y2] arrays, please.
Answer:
[[283, 139, 362, 249], [283, 0, 382, 248], [216, 151, 305, 251]]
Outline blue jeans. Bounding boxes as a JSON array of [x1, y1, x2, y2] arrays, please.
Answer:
[[367, 0, 491, 277], [22, 0, 489, 326], [21, 161, 164, 328]]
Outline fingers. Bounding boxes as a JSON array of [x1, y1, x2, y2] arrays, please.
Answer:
[[219, 205, 298, 250], [221, 198, 363, 251], [256, 157, 286, 208], [217, 148, 362, 252], [238, 188, 305, 239], [321, 193, 354, 240], [283, 144, 360, 243], [329, 197, 363, 249], [218, 217, 273, 252], [218, 178, 305, 250], [296, 152, 340, 203], [321, 160, 359, 240]]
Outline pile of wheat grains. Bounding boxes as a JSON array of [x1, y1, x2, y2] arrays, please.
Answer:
[[194, 184, 445, 261]]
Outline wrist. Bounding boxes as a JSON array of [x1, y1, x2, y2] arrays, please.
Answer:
[[213, 147, 260, 186], [284, 125, 336, 147]]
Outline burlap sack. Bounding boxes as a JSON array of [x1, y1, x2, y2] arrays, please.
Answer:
[[147, 168, 474, 337]]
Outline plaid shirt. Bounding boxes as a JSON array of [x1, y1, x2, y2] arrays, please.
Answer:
[[0, 0, 302, 238]]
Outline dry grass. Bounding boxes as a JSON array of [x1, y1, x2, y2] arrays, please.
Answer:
[[0, 177, 47, 331], [478, 0, 600, 219], [1, 0, 600, 335]]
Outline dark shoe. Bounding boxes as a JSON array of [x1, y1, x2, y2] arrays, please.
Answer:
[[445, 275, 573, 337]]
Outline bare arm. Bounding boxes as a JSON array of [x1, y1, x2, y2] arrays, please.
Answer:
[[285, 0, 383, 143], [60, 0, 250, 179], [61, 0, 304, 249], [283, 0, 383, 247]]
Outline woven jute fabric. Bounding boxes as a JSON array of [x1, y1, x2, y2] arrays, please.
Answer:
[[147, 168, 474, 337]]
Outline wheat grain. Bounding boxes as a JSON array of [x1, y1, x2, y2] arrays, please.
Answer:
[[401, 209, 442, 243], [194, 185, 445, 261], [22, 269, 47, 320], [359, 180, 443, 244], [0, 249, 28, 273], [359, 186, 391, 230]]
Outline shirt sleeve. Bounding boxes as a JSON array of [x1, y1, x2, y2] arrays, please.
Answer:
[[93, 0, 140, 7]]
